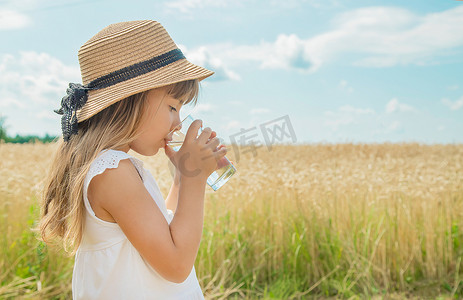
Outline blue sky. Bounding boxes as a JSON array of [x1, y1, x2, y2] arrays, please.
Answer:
[[0, 0, 462, 145]]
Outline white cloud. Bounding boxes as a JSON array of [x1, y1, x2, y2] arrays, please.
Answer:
[[0, 0, 37, 30], [0, 9, 30, 30], [216, 5, 463, 72], [179, 44, 240, 81], [260, 34, 311, 71], [386, 98, 416, 113], [0, 52, 80, 135], [336, 6, 463, 67], [441, 96, 463, 111], [0, 52, 80, 106]]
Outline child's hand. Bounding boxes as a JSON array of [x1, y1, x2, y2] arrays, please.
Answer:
[[167, 120, 227, 181], [164, 124, 219, 167], [165, 135, 228, 184], [216, 145, 233, 169]]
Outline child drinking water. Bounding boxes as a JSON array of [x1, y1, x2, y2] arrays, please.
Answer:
[[38, 20, 227, 299]]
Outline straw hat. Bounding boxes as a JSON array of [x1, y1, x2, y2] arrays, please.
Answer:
[[55, 20, 214, 141]]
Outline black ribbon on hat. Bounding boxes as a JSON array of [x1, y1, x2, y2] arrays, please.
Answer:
[[54, 48, 186, 142], [54, 83, 92, 142]]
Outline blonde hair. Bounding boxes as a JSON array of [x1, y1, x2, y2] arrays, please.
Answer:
[[37, 79, 199, 254]]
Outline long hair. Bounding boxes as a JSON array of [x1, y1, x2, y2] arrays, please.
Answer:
[[37, 79, 200, 254]]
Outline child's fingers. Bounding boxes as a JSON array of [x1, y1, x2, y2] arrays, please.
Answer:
[[209, 131, 216, 140], [216, 144, 226, 151], [164, 144, 175, 158], [206, 137, 221, 151], [197, 127, 213, 144], [218, 145, 227, 156], [164, 145, 178, 167], [184, 119, 203, 143], [217, 150, 233, 168]]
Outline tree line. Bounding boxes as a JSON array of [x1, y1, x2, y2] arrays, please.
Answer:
[[0, 115, 58, 143]]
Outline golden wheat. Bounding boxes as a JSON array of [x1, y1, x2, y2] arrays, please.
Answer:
[[0, 142, 462, 299]]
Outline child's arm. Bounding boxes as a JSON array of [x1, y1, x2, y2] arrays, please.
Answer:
[[89, 122, 226, 284], [164, 130, 217, 214], [165, 172, 180, 213], [89, 162, 207, 283]]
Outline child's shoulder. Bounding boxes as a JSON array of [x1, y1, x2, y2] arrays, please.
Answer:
[[86, 149, 145, 196], [86, 151, 144, 223]]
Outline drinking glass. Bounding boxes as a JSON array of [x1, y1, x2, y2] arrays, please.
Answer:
[[167, 115, 236, 191]]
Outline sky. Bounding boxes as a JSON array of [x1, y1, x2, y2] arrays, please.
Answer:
[[0, 0, 462, 145]]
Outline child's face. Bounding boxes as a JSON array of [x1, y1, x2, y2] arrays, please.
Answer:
[[128, 86, 183, 156]]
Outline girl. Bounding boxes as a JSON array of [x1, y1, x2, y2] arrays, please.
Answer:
[[38, 20, 227, 299]]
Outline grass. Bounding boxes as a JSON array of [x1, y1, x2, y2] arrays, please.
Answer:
[[0, 142, 462, 299]]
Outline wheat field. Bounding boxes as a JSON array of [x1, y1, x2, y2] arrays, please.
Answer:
[[0, 142, 462, 299]]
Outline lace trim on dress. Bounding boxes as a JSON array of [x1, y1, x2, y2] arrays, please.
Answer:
[[86, 150, 144, 184]]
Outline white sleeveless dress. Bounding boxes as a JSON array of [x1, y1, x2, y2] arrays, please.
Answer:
[[72, 149, 205, 300]]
